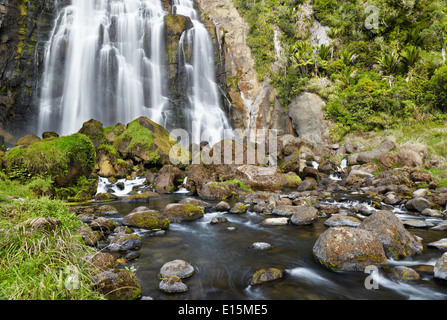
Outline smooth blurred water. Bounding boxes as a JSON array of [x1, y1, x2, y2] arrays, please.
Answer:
[[97, 194, 447, 300]]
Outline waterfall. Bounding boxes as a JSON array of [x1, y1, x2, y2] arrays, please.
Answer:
[[38, 0, 230, 144]]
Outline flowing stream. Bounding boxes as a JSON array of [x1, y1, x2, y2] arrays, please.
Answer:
[[38, 0, 230, 144], [94, 178, 447, 300]]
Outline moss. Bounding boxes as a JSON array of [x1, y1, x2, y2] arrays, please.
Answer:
[[4, 133, 95, 186]]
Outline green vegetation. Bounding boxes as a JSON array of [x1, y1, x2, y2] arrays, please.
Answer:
[[3, 133, 95, 185], [0, 179, 103, 300], [232, 0, 447, 141]]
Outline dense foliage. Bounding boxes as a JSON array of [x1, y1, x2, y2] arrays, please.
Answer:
[[232, 0, 447, 140]]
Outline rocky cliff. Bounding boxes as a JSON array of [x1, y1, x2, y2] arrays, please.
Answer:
[[0, 0, 67, 140]]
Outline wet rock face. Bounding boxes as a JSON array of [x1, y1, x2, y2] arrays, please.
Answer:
[[0, 0, 66, 137]]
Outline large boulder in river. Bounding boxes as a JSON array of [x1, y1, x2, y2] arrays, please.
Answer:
[[358, 210, 423, 260], [313, 227, 388, 271], [235, 164, 301, 190], [122, 209, 170, 230], [163, 203, 204, 222], [198, 181, 239, 200]]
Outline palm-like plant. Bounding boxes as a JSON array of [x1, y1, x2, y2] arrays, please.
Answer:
[[400, 45, 421, 70], [317, 44, 332, 61], [340, 49, 357, 65], [375, 51, 399, 75]]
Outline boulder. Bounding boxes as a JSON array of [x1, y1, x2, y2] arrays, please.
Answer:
[[396, 143, 427, 168], [262, 217, 289, 226], [122, 210, 170, 230], [198, 181, 238, 200], [159, 276, 188, 293], [405, 197, 431, 213], [312, 227, 388, 271], [434, 252, 447, 281], [93, 269, 141, 300], [3, 133, 95, 188], [358, 210, 423, 260], [154, 173, 175, 194], [235, 164, 301, 190], [389, 266, 421, 281], [290, 206, 318, 225], [249, 267, 284, 285], [159, 259, 194, 279], [323, 214, 362, 227], [76, 226, 101, 247], [163, 203, 204, 222], [107, 233, 142, 252], [215, 201, 231, 211], [428, 238, 447, 250], [287, 92, 328, 145], [229, 202, 247, 214]]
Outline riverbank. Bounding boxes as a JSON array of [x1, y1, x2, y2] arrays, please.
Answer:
[[1, 117, 447, 299]]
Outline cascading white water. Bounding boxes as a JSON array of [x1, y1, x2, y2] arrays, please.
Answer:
[[38, 0, 230, 144], [172, 0, 231, 145]]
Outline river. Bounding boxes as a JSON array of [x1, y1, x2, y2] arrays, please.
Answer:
[[94, 190, 447, 300]]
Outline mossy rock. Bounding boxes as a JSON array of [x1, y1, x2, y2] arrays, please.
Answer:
[[3, 133, 95, 187], [93, 269, 142, 300], [78, 119, 107, 148], [122, 209, 170, 230], [250, 268, 284, 285], [163, 203, 205, 222], [113, 117, 177, 165]]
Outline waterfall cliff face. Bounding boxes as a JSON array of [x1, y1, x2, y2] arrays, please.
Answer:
[[37, 0, 230, 144]]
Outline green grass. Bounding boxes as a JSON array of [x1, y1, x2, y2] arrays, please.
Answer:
[[0, 177, 104, 300]]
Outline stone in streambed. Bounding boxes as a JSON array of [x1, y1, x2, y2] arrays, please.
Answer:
[[249, 267, 284, 285], [434, 252, 447, 281], [159, 259, 195, 279], [159, 275, 188, 293], [313, 227, 388, 271], [122, 209, 170, 230], [358, 210, 423, 260]]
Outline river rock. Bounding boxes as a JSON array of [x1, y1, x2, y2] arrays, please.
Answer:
[[434, 252, 447, 281], [249, 267, 284, 285], [272, 205, 303, 217], [389, 266, 421, 281], [290, 206, 318, 225], [159, 275, 188, 293], [297, 179, 317, 191], [198, 181, 238, 200], [323, 214, 362, 227], [432, 221, 447, 231], [159, 259, 195, 279], [402, 219, 434, 228], [154, 173, 175, 194], [358, 210, 423, 260], [210, 216, 228, 224], [163, 203, 204, 222], [93, 269, 141, 300], [76, 226, 101, 247], [107, 233, 142, 252], [312, 227, 388, 271], [178, 197, 211, 209], [262, 217, 289, 226], [122, 209, 170, 230], [235, 165, 301, 190], [405, 197, 431, 212], [428, 238, 447, 250], [251, 242, 273, 251], [421, 208, 445, 218], [90, 217, 118, 234], [215, 201, 231, 211], [229, 202, 247, 214]]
